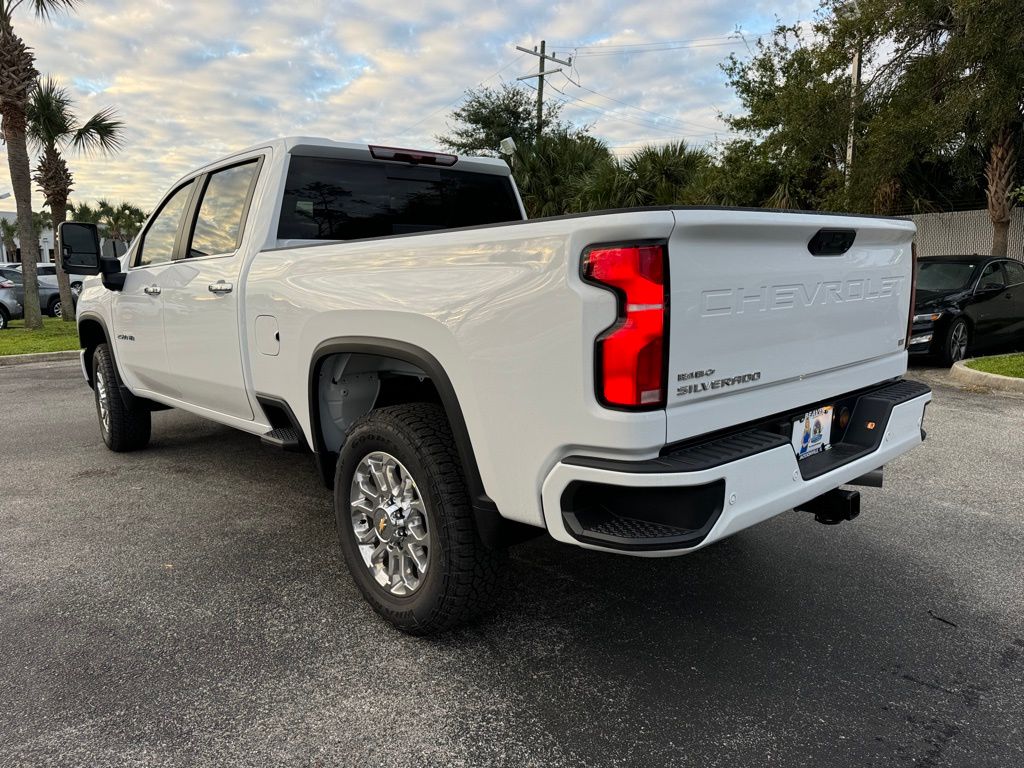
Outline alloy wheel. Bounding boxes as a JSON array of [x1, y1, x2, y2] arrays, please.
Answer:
[[349, 451, 430, 596], [950, 322, 968, 362], [95, 368, 111, 435]]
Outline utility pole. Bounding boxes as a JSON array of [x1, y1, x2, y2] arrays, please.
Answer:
[[845, 42, 862, 188], [516, 41, 572, 138], [840, 0, 864, 189]]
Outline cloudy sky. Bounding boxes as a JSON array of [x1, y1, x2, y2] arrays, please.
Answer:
[[2, 0, 817, 210]]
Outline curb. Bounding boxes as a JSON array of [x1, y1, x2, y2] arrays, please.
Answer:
[[951, 358, 1024, 394], [0, 349, 80, 368]]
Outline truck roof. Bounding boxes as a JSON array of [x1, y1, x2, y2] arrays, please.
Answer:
[[199, 136, 512, 177]]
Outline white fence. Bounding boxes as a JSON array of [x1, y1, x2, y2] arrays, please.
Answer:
[[902, 208, 1024, 261]]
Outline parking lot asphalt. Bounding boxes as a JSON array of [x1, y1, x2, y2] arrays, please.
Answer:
[[1, 361, 1022, 767]]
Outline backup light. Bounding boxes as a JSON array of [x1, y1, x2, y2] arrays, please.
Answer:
[[582, 244, 667, 409]]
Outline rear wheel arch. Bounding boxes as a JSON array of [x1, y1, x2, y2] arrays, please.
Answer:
[[308, 338, 536, 550], [308, 339, 485, 496]]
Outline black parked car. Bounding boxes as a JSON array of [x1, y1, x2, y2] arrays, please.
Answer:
[[909, 255, 1024, 366]]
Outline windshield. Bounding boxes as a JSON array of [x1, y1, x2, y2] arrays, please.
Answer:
[[917, 262, 976, 293]]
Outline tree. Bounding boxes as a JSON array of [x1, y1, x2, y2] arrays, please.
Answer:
[[0, 0, 79, 330], [98, 200, 145, 247], [828, 0, 1023, 255], [721, 23, 861, 211], [511, 132, 614, 217], [29, 75, 123, 321], [571, 141, 712, 211], [436, 82, 572, 156], [0, 215, 15, 258]]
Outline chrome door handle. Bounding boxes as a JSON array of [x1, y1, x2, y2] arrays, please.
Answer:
[[143, 285, 161, 296], [208, 281, 233, 295]]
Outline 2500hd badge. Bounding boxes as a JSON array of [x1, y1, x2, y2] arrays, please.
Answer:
[[677, 370, 762, 396]]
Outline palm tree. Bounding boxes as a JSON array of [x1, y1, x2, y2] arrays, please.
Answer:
[[512, 132, 614, 217], [68, 200, 101, 225], [568, 140, 713, 212], [0, 0, 78, 329], [29, 76, 123, 321], [0, 216, 15, 259], [98, 200, 145, 252]]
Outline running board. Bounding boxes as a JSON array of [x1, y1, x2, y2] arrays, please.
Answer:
[[261, 426, 305, 452]]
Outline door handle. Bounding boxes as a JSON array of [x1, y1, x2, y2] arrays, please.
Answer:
[[143, 285, 161, 296], [208, 281, 233, 295]]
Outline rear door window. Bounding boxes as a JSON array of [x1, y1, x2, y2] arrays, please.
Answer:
[[186, 160, 260, 258], [1004, 261, 1024, 285], [277, 156, 522, 241]]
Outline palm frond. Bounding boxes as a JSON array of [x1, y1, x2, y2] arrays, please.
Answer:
[[24, 1, 79, 20], [72, 105, 124, 154], [27, 76, 75, 148]]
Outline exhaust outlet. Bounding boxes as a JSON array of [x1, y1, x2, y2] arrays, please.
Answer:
[[796, 488, 861, 525]]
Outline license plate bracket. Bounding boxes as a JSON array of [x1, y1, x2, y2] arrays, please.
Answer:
[[792, 406, 833, 460]]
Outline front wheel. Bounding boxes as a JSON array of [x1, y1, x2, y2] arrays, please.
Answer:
[[940, 318, 970, 367], [92, 343, 151, 451], [49, 298, 62, 318], [334, 403, 502, 634]]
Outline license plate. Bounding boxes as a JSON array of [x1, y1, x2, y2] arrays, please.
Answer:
[[791, 406, 833, 460]]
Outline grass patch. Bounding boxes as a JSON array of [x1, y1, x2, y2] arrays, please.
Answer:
[[0, 317, 81, 356], [966, 353, 1024, 379]]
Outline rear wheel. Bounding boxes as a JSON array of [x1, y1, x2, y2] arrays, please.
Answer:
[[334, 403, 502, 634], [0, 306, 8, 330], [92, 343, 151, 451], [47, 297, 61, 318], [940, 318, 970, 367]]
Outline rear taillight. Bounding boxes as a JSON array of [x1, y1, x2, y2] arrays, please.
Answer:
[[905, 241, 918, 348], [0, 279, 13, 289], [582, 244, 667, 408]]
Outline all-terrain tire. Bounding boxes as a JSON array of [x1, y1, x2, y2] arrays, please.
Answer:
[[92, 343, 151, 452], [334, 403, 503, 635]]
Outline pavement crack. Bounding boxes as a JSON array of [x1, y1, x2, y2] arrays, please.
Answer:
[[927, 609, 958, 628], [900, 673, 981, 707]]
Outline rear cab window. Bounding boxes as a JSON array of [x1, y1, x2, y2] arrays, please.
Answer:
[[277, 156, 522, 242]]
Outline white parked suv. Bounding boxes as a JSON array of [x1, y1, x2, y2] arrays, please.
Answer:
[[61, 137, 931, 633]]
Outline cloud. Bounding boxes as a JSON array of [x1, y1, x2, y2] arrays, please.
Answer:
[[0, 0, 817, 210]]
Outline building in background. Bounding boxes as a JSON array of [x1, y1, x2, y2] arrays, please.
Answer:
[[0, 211, 56, 263]]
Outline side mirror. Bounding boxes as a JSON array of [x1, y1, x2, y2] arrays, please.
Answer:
[[58, 221, 102, 275]]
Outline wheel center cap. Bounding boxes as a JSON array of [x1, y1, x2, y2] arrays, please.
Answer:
[[373, 505, 400, 542]]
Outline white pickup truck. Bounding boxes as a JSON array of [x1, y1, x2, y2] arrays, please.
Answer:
[[61, 137, 931, 634]]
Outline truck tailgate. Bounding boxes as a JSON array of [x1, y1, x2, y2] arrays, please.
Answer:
[[664, 209, 915, 443]]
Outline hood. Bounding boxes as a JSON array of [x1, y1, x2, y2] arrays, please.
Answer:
[[915, 288, 968, 309]]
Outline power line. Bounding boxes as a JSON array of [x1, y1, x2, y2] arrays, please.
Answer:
[[549, 34, 748, 50], [570, 82, 725, 133], [385, 53, 527, 140], [546, 81, 708, 137], [574, 39, 765, 57]]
